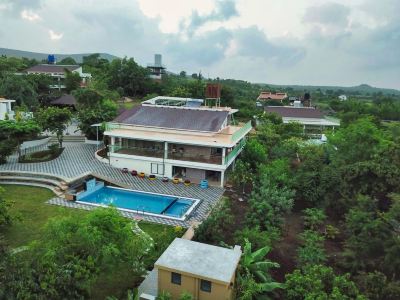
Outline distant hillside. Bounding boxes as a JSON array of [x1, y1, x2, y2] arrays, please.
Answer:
[[0, 47, 118, 63], [262, 83, 400, 96]]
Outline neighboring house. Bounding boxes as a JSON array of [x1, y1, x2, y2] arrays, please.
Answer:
[[25, 64, 91, 90], [257, 91, 288, 102], [147, 54, 166, 81], [264, 106, 340, 134], [104, 97, 252, 187], [338, 94, 348, 101], [138, 238, 242, 300], [0, 98, 15, 120], [50, 94, 77, 109]]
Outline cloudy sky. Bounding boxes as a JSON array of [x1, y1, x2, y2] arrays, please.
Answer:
[[0, 0, 399, 89]]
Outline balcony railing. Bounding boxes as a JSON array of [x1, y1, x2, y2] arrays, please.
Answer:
[[110, 145, 164, 158], [225, 138, 246, 164], [231, 121, 252, 142], [168, 151, 223, 165]]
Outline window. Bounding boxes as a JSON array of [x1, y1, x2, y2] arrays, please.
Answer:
[[200, 279, 212, 292], [171, 272, 181, 285], [151, 163, 164, 175]]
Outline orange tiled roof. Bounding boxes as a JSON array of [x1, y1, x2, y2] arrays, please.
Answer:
[[257, 91, 288, 101]]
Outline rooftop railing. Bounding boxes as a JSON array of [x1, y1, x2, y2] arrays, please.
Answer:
[[225, 138, 246, 165], [231, 121, 252, 142]]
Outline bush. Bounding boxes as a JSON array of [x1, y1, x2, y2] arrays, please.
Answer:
[[303, 208, 326, 231], [297, 230, 327, 267]]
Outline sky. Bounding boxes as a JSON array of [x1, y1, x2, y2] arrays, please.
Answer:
[[0, 0, 399, 89]]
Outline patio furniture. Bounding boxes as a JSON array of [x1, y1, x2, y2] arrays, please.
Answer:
[[139, 172, 145, 178], [122, 168, 128, 173], [131, 170, 138, 176], [200, 179, 208, 189], [162, 177, 169, 182], [149, 174, 156, 180]]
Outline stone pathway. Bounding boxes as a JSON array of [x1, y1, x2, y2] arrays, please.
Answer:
[[0, 143, 224, 227]]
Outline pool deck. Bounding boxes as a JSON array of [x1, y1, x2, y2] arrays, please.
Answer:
[[0, 143, 224, 227]]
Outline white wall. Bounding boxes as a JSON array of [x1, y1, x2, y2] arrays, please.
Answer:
[[110, 156, 173, 177]]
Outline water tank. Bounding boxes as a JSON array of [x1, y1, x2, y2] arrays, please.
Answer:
[[48, 54, 56, 64]]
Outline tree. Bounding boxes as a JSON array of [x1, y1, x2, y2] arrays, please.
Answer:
[[73, 88, 103, 109], [106, 57, 149, 96], [0, 120, 41, 158], [65, 69, 81, 92], [285, 265, 366, 300], [297, 230, 327, 267], [1, 208, 152, 299], [0, 74, 38, 108], [236, 239, 283, 299], [241, 139, 267, 172], [246, 176, 294, 231], [36, 107, 72, 147], [230, 160, 252, 194], [77, 99, 117, 139], [179, 71, 187, 78], [58, 57, 77, 65]]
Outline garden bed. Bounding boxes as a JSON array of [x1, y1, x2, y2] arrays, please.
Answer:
[[19, 147, 64, 163]]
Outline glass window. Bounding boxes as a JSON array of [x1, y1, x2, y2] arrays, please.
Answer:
[[171, 272, 181, 285], [200, 279, 212, 292]]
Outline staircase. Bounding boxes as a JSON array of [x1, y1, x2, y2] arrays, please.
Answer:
[[0, 171, 69, 196], [49, 136, 86, 143]]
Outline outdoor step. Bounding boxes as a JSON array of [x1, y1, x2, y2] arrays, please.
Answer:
[[0, 176, 64, 188], [49, 136, 86, 143], [0, 171, 66, 182], [0, 181, 62, 196]]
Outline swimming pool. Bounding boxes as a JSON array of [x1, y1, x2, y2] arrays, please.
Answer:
[[77, 186, 199, 220]]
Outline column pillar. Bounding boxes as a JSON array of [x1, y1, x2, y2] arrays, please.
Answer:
[[222, 147, 226, 165], [220, 171, 225, 188], [164, 142, 168, 159]]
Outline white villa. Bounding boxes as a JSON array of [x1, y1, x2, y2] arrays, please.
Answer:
[[25, 64, 91, 90], [0, 98, 15, 120], [104, 97, 252, 187]]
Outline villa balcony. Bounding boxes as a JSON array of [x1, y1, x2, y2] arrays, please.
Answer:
[[168, 151, 223, 165], [110, 145, 164, 158]]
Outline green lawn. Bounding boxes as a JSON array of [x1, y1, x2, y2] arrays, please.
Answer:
[[0, 184, 181, 299]]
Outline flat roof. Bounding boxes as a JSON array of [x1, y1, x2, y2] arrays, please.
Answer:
[[155, 238, 241, 284], [282, 117, 340, 126], [114, 105, 229, 133]]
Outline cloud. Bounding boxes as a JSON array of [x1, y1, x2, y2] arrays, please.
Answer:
[[184, 0, 238, 36], [21, 10, 41, 22], [49, 29, 63, 40], [1, 0, 42, 15]]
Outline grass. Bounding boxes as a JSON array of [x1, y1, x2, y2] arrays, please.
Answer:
[[0, 184, 182, 299]]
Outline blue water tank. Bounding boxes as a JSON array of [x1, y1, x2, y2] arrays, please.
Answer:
[[48, 54, 56, 64]]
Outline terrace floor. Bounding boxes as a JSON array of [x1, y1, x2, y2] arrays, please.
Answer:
[[0, 143, 224, 227]]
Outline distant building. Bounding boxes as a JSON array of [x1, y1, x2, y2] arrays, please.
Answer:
[[50, 94, 77, 109], [0, 98, 15, 120], [147, 54, 166, 81], [25, 64, 91, 90], [338, 95, 348, 101], [264, 106, 340, 135], [138, 238, 242, 300], [257, 91, 288, 102]]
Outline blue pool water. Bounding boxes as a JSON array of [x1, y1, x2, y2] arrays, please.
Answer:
[[79, 186, 194, 218]]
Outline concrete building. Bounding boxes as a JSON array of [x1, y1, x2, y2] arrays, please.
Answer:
[[138, 238, 242, 300], [25, 64, 91, 90], [147, 54, 166, 81], [265, 106, 340, 135], [0, 98, 15, 120], [104, 97, 252, 187], [338, 94, 348, 101], [257, 91, 288, 102]]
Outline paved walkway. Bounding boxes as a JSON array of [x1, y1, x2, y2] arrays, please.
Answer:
[[0, 143, 224, 227]]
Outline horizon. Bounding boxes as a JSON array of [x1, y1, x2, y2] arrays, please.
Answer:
[[1, 0, 399, 89]]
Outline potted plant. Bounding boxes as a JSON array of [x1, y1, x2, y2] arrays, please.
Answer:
[[139, 172, 145, 178], [184, 179, 191, 186], [172, 177, 180, 184], [131, 170, 138, 176], [162, 177, 169, 182], [149, 174, 156, 180]]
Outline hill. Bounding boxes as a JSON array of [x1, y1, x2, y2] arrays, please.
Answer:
[[0, 47, 118, 63], [262, 83, 400, 96]]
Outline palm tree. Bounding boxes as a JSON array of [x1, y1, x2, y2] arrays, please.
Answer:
[[236, 239, 283, 299]]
